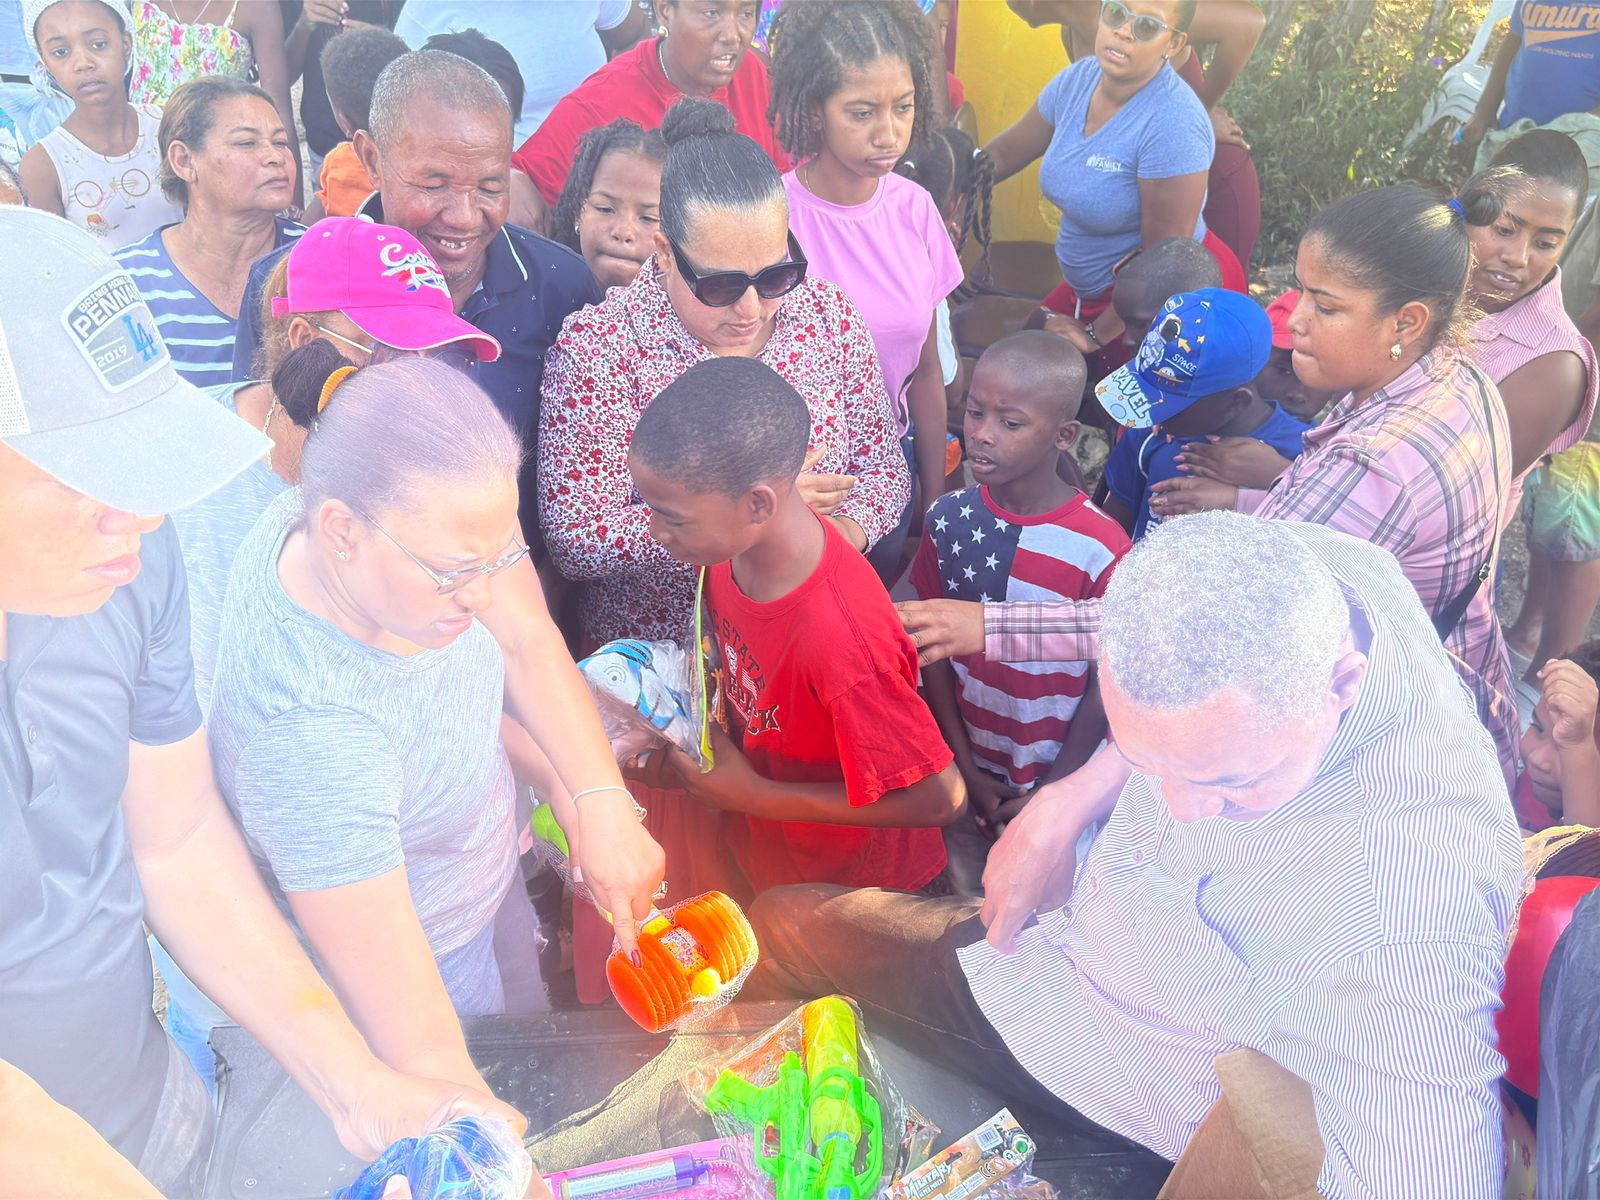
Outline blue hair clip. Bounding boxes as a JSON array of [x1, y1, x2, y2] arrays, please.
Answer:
[[1447, 197, 1465, 218]]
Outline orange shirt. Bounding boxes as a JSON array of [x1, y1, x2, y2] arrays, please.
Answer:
[[316, 141, 373, 218]]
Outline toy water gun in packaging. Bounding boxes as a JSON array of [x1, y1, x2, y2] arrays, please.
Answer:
[[698, 996, 928, 1200], [529, 803, 758, 1033]]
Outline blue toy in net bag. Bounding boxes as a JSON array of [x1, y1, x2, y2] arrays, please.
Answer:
[[335, 1116, 532, 1200]]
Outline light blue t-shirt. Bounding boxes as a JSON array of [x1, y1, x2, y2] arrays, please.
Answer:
[[1036, 58, 1214, 299], [1502, 0, 1600, 127], [170, 381, 289, 712]]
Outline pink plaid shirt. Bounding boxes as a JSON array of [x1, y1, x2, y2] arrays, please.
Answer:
[[986, 352, 1518, 788]]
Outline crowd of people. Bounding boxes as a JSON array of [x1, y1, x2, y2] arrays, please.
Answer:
[[2, 1, 1599, 1198]]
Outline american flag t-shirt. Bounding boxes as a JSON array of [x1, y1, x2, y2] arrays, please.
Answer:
[[910, 487, 1129, 788]]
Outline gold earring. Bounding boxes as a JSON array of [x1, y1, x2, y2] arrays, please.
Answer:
[[1389, 343, 1402, 360]]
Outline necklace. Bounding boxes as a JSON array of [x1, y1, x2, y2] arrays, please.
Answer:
[[656, 38, 679, 92], [260, 392, 279, 472]]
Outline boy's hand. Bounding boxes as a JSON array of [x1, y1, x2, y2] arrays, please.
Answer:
[[1539, 659, 1600, 752], [896, 598, 985, 666], [653, 726, 758, 812], [1175, 436, 1292, 490], [1036, 312, 1099, 355], [961, 763, 1027, 831], [1147, 475, 1238, 518]]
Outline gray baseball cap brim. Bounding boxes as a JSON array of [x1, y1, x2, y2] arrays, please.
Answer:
[[5, 374, 270, 514]]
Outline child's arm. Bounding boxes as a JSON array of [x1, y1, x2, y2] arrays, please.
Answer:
[[909, 316, 952, 512], [1541, 659, 1600, 827], [666, 725, 963, 828], [1047, 668, 1107, 785], [923, 658, 1025, 826], [18, 145, 63, 217], [1099, 493, 1137, 538]]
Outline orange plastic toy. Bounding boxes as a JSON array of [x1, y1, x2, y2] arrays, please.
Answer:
[[606, 891, 759, 1033]]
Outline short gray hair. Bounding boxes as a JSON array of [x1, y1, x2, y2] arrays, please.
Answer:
[[1099, 511, 1350, 724], [368, 49, 511, 149]]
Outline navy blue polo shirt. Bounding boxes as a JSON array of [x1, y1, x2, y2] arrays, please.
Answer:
[[231, 204, 601, 554], [0, 520, 201, 1161]]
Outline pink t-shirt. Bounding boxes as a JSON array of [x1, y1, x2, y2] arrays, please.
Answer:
[[784, 170, 965, 433]]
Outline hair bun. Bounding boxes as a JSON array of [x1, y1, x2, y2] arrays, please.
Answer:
[[660, 97, 736, 146], [274, 337, 356, 430]]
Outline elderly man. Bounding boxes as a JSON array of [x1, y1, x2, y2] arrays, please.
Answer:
[[0, 208, 532, 1197], [751, 511, 1522, 1199], [231, 49, 600, 551]]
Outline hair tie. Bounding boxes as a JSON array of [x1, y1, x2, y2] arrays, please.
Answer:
[[319, 365, 357, 413], [1446, 197, 1465, 219]]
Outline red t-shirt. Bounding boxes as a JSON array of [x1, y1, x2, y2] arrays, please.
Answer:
[[707, 518, 951, 895], [512, 38, 789, 206]]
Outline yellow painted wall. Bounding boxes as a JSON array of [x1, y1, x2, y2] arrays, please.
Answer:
[[954, 1, 1068, 244]]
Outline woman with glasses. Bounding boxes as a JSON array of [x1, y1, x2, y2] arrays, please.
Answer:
[[539, 97, 910, 649], [204, 355, 643, 1108], [152, 215, 503, 1092], [983, 0, 1226, 360]]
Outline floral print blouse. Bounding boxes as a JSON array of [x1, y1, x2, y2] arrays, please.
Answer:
[[539, 258, 910, 646], [129, 1, 253, 107]]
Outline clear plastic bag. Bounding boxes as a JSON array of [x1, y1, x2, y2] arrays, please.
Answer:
[[884, 1109, 1059, 1200], [579, 638, 709, 769], [526, 802, 758, 1033], [684, 996, 937, 1200], [334, 1116, 531, 1200]]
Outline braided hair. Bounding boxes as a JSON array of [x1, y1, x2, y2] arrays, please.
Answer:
[[897, 124, 993, 276], [550, 118, 667, 256], [767, 0, 937, 164]]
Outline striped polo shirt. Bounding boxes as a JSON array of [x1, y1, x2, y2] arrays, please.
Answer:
[[115, 217, 303, 388], [960, 522, 1522, 1200]]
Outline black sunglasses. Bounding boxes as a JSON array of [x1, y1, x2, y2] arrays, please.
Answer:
[[1100, 0, 1173, 43], [667, 231, 808, 308]]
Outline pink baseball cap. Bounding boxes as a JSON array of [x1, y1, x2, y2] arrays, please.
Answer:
[[272, 217, 501, 362], [1265, 290, 1299, 351]]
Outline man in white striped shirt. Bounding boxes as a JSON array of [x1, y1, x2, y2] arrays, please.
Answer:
[[750, 511, 1522, 1199]]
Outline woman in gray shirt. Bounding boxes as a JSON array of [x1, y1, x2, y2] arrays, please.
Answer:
[[206, 353, 641, 1097]]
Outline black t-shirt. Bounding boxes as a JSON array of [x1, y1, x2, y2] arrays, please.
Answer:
[[0, 520, 202, 1161], [282, 0, 405, 156]]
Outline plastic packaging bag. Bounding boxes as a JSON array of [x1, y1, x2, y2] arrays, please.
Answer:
[[579, 638, 708, 769], [685, 995, 936, 1200], [526, 802, 758, 1033], [884, 1109, 1058, 1200], [335, 1116, 531, 1200], [543, 1137, 761, 1198]]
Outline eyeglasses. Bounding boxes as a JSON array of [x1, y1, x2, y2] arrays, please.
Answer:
[[666, 231, 808, 308], [1100, 0, 1173, 43], [357, 509, 531, 595], [313, 324, 477, 372]]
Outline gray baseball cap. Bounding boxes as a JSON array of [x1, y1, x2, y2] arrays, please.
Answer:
[[0, 208, 270, 513]]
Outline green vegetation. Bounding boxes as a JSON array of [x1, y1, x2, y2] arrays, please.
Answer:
[[1228, 0, 1493, 266]]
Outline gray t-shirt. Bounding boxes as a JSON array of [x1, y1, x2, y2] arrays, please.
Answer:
[[172, 382, 290, 712], [0, 519, 200, 1162], [207, 491, 518, 1011]]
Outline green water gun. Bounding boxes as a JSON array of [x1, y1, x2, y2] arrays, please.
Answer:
[[704, 997, 882, 1200]]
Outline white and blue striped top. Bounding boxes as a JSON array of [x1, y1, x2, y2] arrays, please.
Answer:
[[959, 523, 1523, 1200], [115, 218, 303, 389]]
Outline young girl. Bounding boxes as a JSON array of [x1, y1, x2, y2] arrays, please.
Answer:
[[899, 122, 995, 426], [19, 0, 181, 245], [550, 117, 666, 292], [768, 0, 963, 581]]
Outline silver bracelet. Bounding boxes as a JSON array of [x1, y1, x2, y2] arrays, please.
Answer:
[[570, 785, 646, 820]]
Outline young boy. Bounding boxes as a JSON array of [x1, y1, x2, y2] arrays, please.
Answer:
[[631, 356, 963, 898], [1518, 643, 1600, 831], [1098, 289, 1312, 540], [910, 331, 1130, 830], [310, 25, 407, 220], [19, 0, 180, 246], [1256, 289, 1336, 423], [1107, 237, 1224, 355]]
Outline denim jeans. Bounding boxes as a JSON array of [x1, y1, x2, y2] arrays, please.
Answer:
[[151, 937, 226, 1096]]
